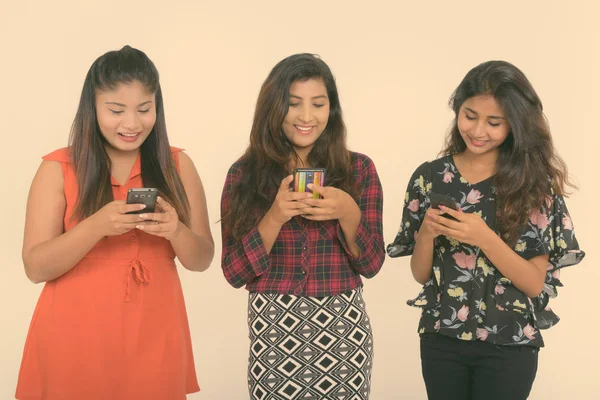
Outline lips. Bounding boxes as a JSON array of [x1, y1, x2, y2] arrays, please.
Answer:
[[118, 132, 142, 143], [468, 135, 489, 147], [294, 125, 315, 135]]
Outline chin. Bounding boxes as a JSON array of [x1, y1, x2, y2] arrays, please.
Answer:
[[109, 140, 143, 152]]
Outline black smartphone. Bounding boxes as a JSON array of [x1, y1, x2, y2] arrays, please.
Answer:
[[126, 188, 158, 214], [293, 168, 326, 199], [429, 192, 460, 221]]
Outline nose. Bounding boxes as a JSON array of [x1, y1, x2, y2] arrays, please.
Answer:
[[122, 112, 140, 131], [299, 106, 312, 123], [473, 120, 487, 137]]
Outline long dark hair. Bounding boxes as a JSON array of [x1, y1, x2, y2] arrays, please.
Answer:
[[442, 60, 574, 245], [224, 53, 357, 240], [69, 45, 190, 224]]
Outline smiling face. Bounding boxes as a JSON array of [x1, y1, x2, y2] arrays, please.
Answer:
[[457, 94, 511, 156], [281, 78, 330, 162], [95, 80, 156, 153]]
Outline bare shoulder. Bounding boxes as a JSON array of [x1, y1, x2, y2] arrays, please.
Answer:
[[33, 160, 65, 193], [178, 151, 196, 170]]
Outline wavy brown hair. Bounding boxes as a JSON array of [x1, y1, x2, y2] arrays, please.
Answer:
[[69, 45, 190, 224], [223, 53, 357, 240], [442, 60, 575, 245]]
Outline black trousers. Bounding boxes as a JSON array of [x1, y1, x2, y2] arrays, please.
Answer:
[[420, 333, 539, 400]]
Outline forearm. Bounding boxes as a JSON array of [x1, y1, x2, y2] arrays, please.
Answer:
[[170, 222, 214, 272], [257, 211, 284, 254], [23, 217, 104, 283], [479, 233, 545, 298], [410, 231, 436, 285]]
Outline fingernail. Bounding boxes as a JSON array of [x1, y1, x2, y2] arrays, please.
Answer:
[[140, 204, 146, 209], [136, 225, 144, 230], [307, 184, 313, 189], [139, 214, 147, 219]]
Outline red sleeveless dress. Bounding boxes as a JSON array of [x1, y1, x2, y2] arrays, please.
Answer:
[[16, 147, 200, 400]]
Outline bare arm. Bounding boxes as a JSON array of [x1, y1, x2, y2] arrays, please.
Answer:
[[410, 231, 436, 285], [479, 234, 548, 297], [167, 152, 215, 271], [22, 161, 102, 283]]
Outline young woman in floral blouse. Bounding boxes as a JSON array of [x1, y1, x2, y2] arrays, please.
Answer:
[[387, 60, 585, 400], [221, 54, 385, 400]]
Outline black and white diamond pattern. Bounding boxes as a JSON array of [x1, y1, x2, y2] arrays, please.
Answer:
[[248, 289, 373, 399]]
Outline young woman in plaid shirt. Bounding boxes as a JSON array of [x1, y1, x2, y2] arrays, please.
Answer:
[[221, 53, 385, 400]]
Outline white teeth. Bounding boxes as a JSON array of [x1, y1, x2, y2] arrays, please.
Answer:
[[120, 133, 139, 137], [295, 126, 313, 131]]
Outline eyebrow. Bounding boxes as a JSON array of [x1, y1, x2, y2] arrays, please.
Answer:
[[289, 94, 328, 100], [105, 101, 154, 107], [465, 107, 504, 120]]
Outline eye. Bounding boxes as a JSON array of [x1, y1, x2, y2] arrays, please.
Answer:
[[489, 122, 501, 127], [464, 113, 476, 121], [289, 103, 300, 108], [109, 110, 124, 115], [313, 104, 325, 108], [138, 109, 151, 113]]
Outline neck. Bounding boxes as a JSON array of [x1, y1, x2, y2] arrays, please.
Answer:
[[459, 148, 499, 171], [105, 145, 140, 164], [292, 147, 311, 169]]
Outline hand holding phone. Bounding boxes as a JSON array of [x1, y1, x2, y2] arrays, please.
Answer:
[[429, 192, 460, 222], [293, 168, 326, 199], [126, 188, 158, 214]]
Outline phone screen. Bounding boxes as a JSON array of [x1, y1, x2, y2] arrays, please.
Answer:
[[293, 168, 325, 199]]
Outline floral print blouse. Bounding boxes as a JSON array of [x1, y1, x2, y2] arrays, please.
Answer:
[[387, 156, 585, 347]]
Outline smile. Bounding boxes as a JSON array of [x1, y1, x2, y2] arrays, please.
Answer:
[[118, 132, 142, 142], [468, 135, 489, 147], [294, 125, 315, 135]]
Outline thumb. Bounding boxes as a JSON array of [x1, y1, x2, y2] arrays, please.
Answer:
[[280, 175, 294, 191]]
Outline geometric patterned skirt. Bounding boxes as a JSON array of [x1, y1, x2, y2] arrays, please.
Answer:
[[247, 287, 374, 400]]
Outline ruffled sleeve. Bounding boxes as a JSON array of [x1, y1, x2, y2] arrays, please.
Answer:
[[514, 194, 585, 328], [386, 161, 432, 257]]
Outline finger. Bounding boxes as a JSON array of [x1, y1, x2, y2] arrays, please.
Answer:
[[120, 203, 147, 214], [426, 208, 443, 215], [302, 214, 331, 221], [300, 198, 327, 208], [306, 183, 330, 196], [439, 206, 464, 221], [426, 220, 460, 238], [156, 197, 174, 211], [117, 222, 141, 230], [138, 212, 170, 222], [290, 201, 312, 209], [301, 207, 329, 216], [429, 213, 461, 229], [136, 223, 165, 232], [121, 214, 148, 223], [280, 175, 294, 192], [286, 192, 315, 201]]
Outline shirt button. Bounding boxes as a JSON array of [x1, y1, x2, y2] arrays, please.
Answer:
[[303, 246, 308, 251], [130, 236, 137, 242], [302, 270, 306, 274]]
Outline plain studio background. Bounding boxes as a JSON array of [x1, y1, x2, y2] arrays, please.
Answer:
[[0, 1, 597, 399]]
